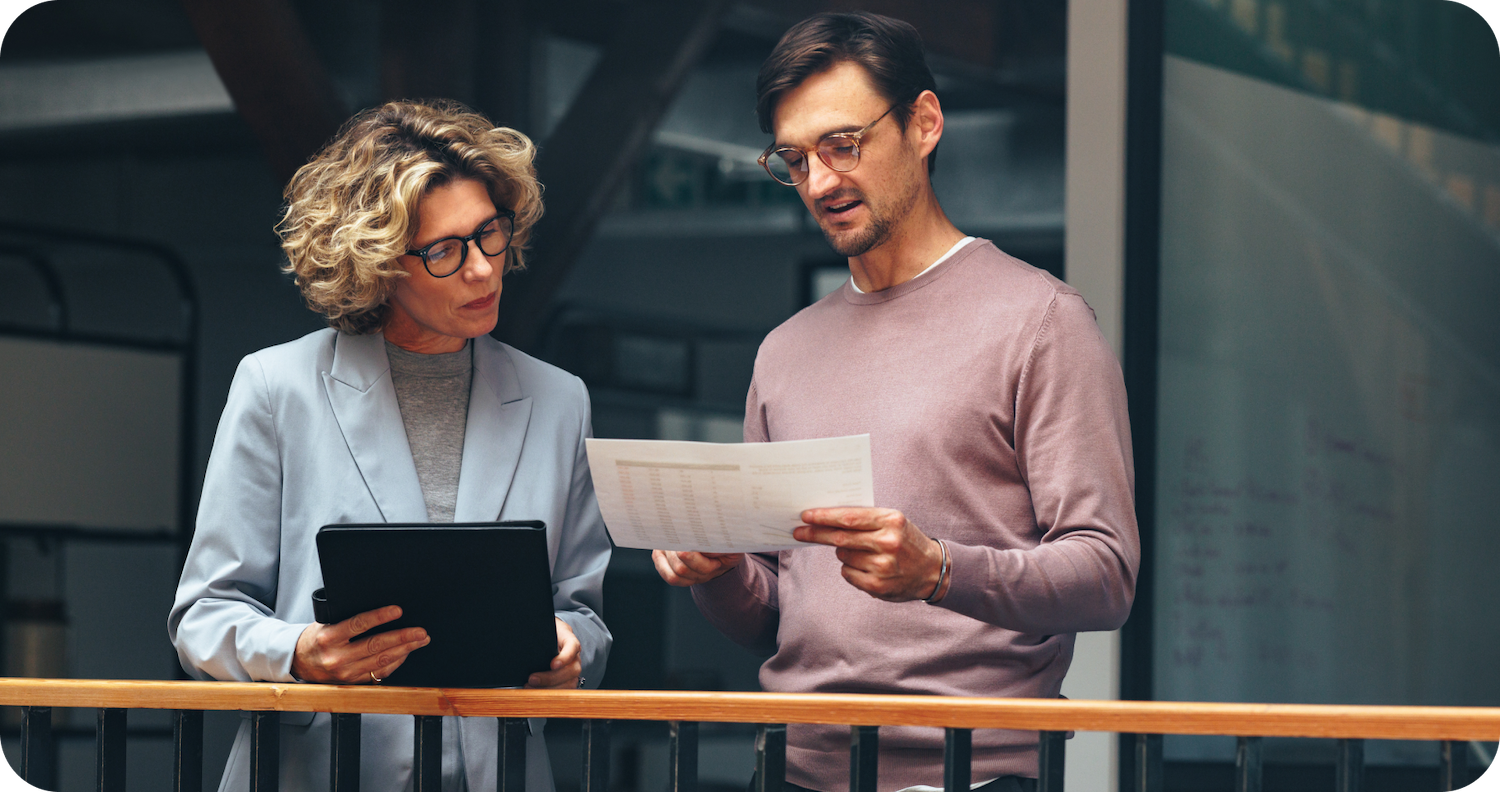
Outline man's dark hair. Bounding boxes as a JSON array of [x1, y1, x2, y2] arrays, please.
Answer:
[[756, 11, 939, 174]]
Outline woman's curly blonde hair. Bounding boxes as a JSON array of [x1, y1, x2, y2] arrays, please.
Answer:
[[278, 99, 543, 334]]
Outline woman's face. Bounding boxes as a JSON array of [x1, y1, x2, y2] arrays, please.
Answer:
[[384, 178, 505, 353]]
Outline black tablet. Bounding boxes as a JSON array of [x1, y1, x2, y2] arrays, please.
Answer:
[[312, 521, 556, 688]]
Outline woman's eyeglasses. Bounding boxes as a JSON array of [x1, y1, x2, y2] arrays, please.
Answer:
[[405, 210, 515, 278]]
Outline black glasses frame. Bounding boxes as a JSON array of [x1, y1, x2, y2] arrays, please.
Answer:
[[757, 104, 898, 187], [404, 209, 515, 278]]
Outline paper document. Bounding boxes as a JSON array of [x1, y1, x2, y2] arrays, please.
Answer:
[[584, 435, 874, 552]]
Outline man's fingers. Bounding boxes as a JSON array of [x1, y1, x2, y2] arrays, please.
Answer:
[[653, 549, 692, 585], [653, 549, 742, 585], [677, 551, 729, 575], [838, 565, 901, 601], [800, 507, 892, 529], [796, 524, 880, 550]]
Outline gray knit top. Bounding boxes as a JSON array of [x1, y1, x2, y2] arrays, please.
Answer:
[[385, 339, 472, 523]]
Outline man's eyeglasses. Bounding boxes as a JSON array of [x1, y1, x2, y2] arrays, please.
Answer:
[[405, 210, 515, 278], [757, 104, 897, 187]]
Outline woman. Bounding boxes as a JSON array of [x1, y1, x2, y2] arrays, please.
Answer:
[[168, 100, 611, 791]]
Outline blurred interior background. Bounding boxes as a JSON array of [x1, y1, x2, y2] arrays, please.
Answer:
[[0, 0, 1497, 790], [0, 1, 1065, 788]]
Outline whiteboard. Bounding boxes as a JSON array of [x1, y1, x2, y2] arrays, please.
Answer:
[[1155, 57, 1500, 758], [0, 336, 181, 531]]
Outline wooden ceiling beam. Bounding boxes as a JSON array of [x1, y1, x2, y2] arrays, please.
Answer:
[[179, 0, 349, 184], [737, 0, 1001, 68], [494, 0, 732, 351], [380, 0, 478, 106]]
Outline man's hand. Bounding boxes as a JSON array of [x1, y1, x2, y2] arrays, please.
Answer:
[[292, 605, 429, 684], [528, 618, 583, 689], [795, 507, 946, 602], [652, 549, 744, 587]]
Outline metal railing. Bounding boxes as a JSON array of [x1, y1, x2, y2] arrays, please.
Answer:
[[2, 679, 1497, 792]]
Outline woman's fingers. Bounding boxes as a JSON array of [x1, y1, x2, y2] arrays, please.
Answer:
[[527, 618, 582, 688], [333, 605, 404, 642], [526, 655, 582, 688], [352, 631, 430, 683], [293, 607, 430, 684], [552, 619, 581, 667]]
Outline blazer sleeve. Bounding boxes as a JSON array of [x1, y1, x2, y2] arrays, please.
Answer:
[[550, 383, 613, 687], [167, 354, 307, 682]]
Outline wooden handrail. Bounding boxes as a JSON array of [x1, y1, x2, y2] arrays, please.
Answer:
[[2, 679, 1498, 741]]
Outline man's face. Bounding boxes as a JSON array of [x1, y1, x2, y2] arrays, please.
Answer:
[[771, 61, 924, 257]]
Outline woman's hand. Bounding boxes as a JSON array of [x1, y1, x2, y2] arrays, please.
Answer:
[[527, 618, 582, 689], [292, 605, 429, 684]]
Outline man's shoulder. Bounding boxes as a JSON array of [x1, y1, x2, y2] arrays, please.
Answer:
[[958, 239, 1080, 303], [756, 286, 847, 358]]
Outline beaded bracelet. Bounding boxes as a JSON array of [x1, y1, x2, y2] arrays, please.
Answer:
[[923, 538, 950, 604]]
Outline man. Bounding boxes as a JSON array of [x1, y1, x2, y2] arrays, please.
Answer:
[[653, 12, 1139, 792]]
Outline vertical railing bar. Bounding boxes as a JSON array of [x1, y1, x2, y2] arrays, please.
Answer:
[[1441, 740, 1469, 791], [581, 720, 611, 792], [97, 707, 127, 792], [1135, 733, 1163, 792], [500, 717, 529, 792], [330, 713, 361, 792], [22, 705, 55, 790], [850, 725, 879, 792], [1234, 736, 1261, 792], [1038, 731, 1065, 792], [250, 711, 280, 792], [944, 728, 972, 792], [669, 721, 699, 792], [413, 715, 442, 792], [1336, 738, 1363, 792], [174, 709, 204, 792], [756, 723, 787, 792]]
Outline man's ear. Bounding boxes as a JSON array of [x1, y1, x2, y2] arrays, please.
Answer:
[[911, 90, 944, 159]]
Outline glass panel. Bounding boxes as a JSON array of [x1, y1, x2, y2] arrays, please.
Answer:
[[1154, 0, 1500, 766]]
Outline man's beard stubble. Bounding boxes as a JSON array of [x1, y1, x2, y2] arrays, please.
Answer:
[[817, 162, 922, 258], [821, 208, 892, 257]]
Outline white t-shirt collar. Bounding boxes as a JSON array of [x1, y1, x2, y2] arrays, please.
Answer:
[[848, 236, 975, 294]]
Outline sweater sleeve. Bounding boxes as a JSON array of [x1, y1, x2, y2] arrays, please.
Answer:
[[687, 374, 781, 656], [937, 292, 1141, 633]]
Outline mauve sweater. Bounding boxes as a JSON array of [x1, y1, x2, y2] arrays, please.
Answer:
[[692, 239, 1140, 792]]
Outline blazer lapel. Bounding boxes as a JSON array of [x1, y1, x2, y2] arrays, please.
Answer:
[[322, 332, 428, 523], [453, 339, 532, 523]]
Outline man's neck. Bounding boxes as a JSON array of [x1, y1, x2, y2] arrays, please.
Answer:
[[847, 197, 965, 292]]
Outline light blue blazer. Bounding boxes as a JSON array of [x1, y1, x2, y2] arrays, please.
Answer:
[[169, 328, 612, 792]]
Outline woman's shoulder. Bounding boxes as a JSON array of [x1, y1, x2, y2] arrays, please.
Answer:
[[476, 336, 587, 401], [235, 328, 341, 387]]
